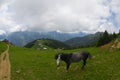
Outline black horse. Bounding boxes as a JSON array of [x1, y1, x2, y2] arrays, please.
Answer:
[[55, 51, 92, 70]]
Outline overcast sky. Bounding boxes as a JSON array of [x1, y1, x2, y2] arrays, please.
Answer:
[[0, 0, 120, 34]]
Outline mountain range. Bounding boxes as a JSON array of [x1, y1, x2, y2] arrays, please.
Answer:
[[24, 32, 103, 49], [0, 31, 87, 46], [65, 32, 103, 48]]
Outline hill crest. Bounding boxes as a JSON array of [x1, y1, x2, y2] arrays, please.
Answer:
[[0, 31, 87, 46], [65, 32, 103, 48], [24, 38, 71, 50]]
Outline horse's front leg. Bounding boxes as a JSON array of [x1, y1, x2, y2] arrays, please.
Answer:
[[81, 60, 86, 69]]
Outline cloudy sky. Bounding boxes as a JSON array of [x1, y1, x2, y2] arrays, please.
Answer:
[[0, 0, 120, 34]]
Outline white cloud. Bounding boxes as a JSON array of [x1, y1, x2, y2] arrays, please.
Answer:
[[0, 0, 120, 34], [0, 29, 5, 35], [110, 0, 120, 27], [0, 0, 8, 8], [0, 1, 25, 34], [98, 22, 117, 33]]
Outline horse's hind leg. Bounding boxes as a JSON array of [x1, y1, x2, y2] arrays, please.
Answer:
[[81, 60, 86, 69], [66, 63, 71, 71]]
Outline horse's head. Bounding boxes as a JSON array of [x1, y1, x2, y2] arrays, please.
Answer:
[[55, 53, 64, 67]]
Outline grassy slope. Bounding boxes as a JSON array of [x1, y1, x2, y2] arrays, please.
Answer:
[[0, 42, 7, 55], [9, 46, 120, 80], [101, 37, 120, 50]]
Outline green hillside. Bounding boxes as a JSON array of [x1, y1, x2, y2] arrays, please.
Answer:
[[9, 45, 120, 80], [110, 36, 120, 49], [24, 38, 71, 50], [101, 36, 120, 50], [65, 32, 102, 48], [0, 41, 7, 55]]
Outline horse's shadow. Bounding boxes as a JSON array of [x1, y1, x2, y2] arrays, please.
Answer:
[[56, 66, 88, 80], [56, 65, 87, 74], [69, 66, 88, 73]]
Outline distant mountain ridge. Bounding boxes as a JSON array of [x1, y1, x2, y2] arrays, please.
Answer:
[[65, 32, 103, 48], [0, 31, 87, 46]]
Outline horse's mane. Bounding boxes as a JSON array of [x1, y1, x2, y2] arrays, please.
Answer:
[[60, 53, 73, 62]]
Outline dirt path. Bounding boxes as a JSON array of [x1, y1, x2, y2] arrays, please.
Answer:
[[0, 45, 11, 80]]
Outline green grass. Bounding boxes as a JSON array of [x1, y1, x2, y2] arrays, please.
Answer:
[[9, 46, 120, 80], [0, 41, 7, 55]]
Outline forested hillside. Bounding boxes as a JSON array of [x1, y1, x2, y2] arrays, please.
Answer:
[[24, 38, 71, 50], [65, 32, 103, 48]]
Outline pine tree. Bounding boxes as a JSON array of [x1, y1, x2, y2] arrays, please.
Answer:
[[97, 30, 110, 46], [112, 32, 117, 39]]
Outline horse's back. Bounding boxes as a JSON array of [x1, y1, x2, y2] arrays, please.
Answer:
[[71, 51, 91, 62], [79, 51, 92, 59], [70, 52, 83, 62]]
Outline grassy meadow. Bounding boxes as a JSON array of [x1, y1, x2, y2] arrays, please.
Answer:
[[9, 45, 120, 80]]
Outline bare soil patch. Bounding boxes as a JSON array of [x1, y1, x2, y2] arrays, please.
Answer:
[[0, 45, 11, 80]]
